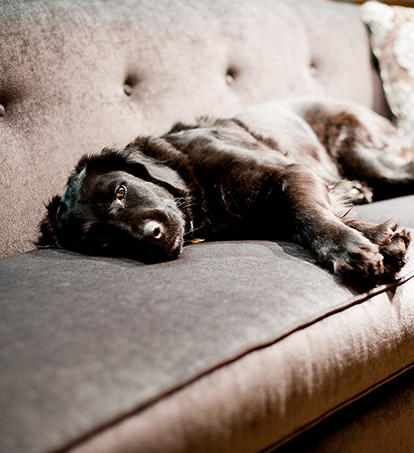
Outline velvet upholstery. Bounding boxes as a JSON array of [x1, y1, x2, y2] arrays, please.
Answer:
[[1, 1, 414, 453], [274, 366, 414, 453]]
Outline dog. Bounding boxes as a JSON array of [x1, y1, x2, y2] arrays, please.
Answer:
[[37, 96, 414, 284]]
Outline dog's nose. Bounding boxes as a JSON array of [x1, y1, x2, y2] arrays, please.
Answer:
[[142, 220, 163, 242]]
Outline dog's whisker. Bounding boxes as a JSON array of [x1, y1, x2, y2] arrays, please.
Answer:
[[184, 221, 207, 237], [175, 199, 199, 210]]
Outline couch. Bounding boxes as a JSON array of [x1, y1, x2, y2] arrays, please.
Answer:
[[1, 0, 414, 451]]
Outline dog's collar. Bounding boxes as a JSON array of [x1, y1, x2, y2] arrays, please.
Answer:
[[191, 238, 205, 244], [58, 169, 86, 222]]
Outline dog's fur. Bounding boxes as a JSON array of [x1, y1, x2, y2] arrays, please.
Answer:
[[37, 97, 414, 284]]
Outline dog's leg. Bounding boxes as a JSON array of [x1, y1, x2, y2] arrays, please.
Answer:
[[338, 143, 414, 199], [308, 107, 414, 199], [280, 163, 407, 283]]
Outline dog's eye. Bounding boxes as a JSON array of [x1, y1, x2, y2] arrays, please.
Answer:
[[115, 185, 126, 200]]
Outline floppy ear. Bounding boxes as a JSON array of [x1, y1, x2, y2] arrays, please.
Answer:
[[95, 138, 190, 197], [35, 195, 61, 248], [126, 150, 189, 197]]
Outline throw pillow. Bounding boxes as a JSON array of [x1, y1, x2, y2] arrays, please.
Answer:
[[360, 1, 414, 149]]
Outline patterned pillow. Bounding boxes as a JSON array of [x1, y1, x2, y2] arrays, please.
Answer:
[[360, 1, 414, 149]]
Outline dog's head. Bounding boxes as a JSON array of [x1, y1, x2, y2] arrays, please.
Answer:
[[37, 140, 192, 262]]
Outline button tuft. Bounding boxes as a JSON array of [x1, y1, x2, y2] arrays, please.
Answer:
[[123, 74, 140, 96], [226, 67, 238, 86]]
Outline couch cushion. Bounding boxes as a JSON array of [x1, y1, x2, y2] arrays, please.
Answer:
[[354, 193, 414, 226], [0, 0, 386, 256], [1, 196, 414, 452]]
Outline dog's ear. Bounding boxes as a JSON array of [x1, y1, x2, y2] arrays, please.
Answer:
[[127, 151, 189, 197], [124, 137, 189, 196], [35, 195, 61, 248], [91, 139, 189, 197]]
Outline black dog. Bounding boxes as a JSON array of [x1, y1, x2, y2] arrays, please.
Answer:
[[37, 97, 414, 284]]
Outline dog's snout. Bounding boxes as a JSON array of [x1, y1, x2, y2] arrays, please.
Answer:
[[143, 220, 163, 242]]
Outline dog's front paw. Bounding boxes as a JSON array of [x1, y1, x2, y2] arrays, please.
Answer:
[[327, 231, 385, 284], [376, 224, 411, 278], [346, 220, 411, 280], [324, 223, 412, 284]]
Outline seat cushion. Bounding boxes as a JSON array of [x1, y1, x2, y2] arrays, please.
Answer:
[[1, 196, 414, 452]]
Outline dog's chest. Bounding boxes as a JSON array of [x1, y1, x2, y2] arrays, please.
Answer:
[[168, 126, 290, 234], [186, 151, 286, 235]]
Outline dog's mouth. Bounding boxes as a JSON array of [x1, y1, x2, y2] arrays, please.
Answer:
[[138, 213, 185, 262], [76, 217, 185, 263], [140, 227, 184, 263], [143, 241, 182, 263]]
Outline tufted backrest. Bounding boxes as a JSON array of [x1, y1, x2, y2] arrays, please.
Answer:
[[0, 0, 386, 257]]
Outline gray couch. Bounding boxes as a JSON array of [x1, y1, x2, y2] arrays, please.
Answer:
[[1, 1, 414, 452]]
